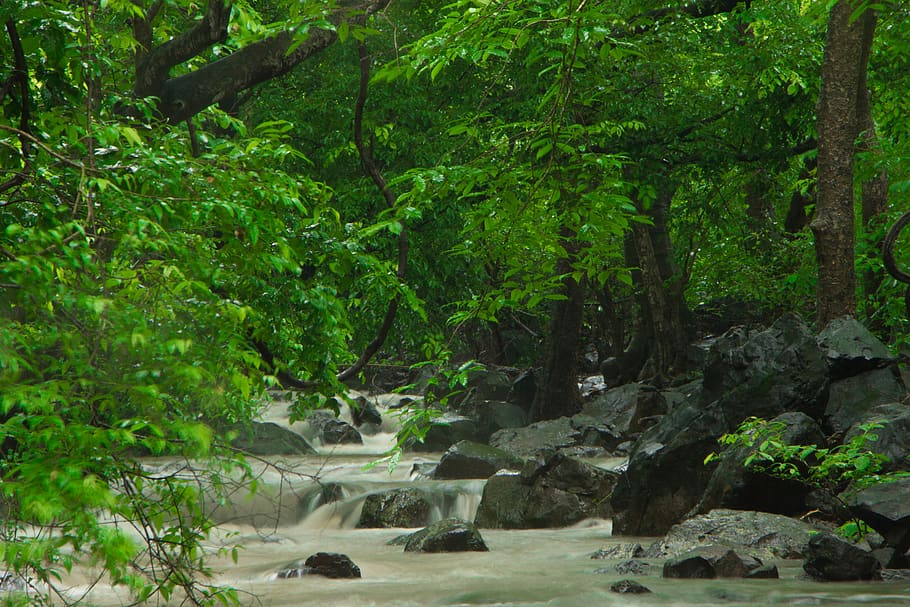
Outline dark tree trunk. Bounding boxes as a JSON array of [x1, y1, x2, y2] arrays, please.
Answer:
[[785, 156, 816, 233], [810, 2, 876, 327], [531, 229, 585, 422]]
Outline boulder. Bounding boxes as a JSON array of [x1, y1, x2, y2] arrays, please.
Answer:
[[612, 315, 829, 535], [305, 411, 362, 445], [229, 421, 316, 456], [443, 367, 513, 412], [357, 488, 432, 528], [433, 440, 524, 480], [816, 316, 894, 380], [591, 543, 646, 560], [615, 560, 651, 575], [489, 416, 615, 459], [653, 509, 820, 560], [847, 477, 910, 560], [803, 532, 881, 581], [349, 395, 382, 427], [824, 368, 906, 434], [474, 400, 530, 437], [580, 383, 667, 437], [404, 518, 489, 552], [410, 413, 484, 452], [609, 579, 651, 594], [692, 412, 826, 517], [663, 546, 767, 579], [277, 553, 361, 579], [474, 453, 616, 528], [844, 404, 910, 473]]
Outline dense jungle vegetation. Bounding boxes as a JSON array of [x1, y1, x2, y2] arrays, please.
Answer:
[[1, 0, 910, 604]]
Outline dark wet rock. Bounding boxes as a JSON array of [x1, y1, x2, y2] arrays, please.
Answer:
[[474, 400, 530, 436], [847, 477, 910, 560], [433, 440, 525, 480], [229, 421, 316, 456], [745, 564, 780, 579], [474, 453, 616, 529], [692, 412, 826, 517], [654, 509, 820, 560], [445, 368, 513, 412], [349, 395, 382, 427], [825, 368, 906, 434], [591, 543, 646, 560], [615, 560, 651, 575], [817, 316, 894, 380], [508, 369, 537, 411], [803, 532, 882, 581], [412, 414, 482, 452], [612, 315, 829, 535], [409, 461, 437, 480], [357, 488, 431, 528], [404, 518, 489, 552], [664, 546, 766, 579], [489, 417, 581, 458], [844, 404, 910, 473], [306, 411, 363, 445], [580, 383, 667, 437], [663, 553, 715, 579], [277, 552, 361, 579], [610, 579, 651, 594]]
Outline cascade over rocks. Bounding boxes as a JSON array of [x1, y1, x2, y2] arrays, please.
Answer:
[[403, 518, 489, 552], [692, 412, 826, 517], [612, 315, 829, 535], [803, 532, 882, 581], [432, 440, 524, 479], [474, 453, 616, 528]]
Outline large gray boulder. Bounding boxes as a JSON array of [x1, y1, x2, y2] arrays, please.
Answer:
[[816, 316, 894, 380], [277, 553, 361, 579], [847, 477, 910, 561], [305, 411, 363, 445], [357, 488, 431, 528], [433, 440, 524, 480], [692, 412, 826, 517], [803, 532, 881, 581], [403, 518, 488, 552], [412, 414, 482, 452], [824, 368, 906, 434], [578, 383, 667, 437], [612, 315, 829, 535], [844, 404, 910, 473], [229, 421, 316, 456], [489, 416, 615, 459], [653, 509, 821, 560], [474, 453, 616, 528]]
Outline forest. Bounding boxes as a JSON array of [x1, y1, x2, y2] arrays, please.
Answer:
[[1, 0, 910, 604]]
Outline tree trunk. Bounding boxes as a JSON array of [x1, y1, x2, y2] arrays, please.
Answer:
[[810, 2, 876, 327], [531, 229, 585, 422]]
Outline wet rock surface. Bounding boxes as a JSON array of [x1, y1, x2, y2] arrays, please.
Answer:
[[803, 532, 882, 581], [432, 440, 525, 479], [229, 421, 316, 455], [277, 552, 362, 579], [403, 518, 489, 552], [358, 488, 432, 529]]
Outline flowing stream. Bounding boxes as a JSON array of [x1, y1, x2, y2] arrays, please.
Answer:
[[56, 395, 910, 607]]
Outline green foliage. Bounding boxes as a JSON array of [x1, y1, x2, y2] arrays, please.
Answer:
[[708, 416, 909, 538]]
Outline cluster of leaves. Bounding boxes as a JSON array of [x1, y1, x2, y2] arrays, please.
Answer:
[[709, 416, 909, 539]]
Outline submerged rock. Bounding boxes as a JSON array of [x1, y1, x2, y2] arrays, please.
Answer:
[[663, 546, 768, 579], [277, 552, 361, 579], [404, 518, 489, 553], [610, 579, 651, 594]]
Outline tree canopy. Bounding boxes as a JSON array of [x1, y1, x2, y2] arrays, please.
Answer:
[[2, 0, 910, 604]]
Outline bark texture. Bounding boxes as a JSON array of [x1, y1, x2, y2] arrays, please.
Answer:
[[131, 0, 391, 123], [810, 2, 876, 327]]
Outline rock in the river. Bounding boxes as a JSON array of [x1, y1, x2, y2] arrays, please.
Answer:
[[615, 560, 651, 575], [591, 543, 646, 560], [489, 415, 616, 459], [277, 552, 361, 579], [404, 518, 489, 552], [847, 477, 910, 560], [306, 411, 363, 445], [474, 453, 616, 528], [824, 368, 906, 434], [803, 532, 882, 581], [229, 421, 316, 456], [692, 412, 826, 517], [349, 395, 382, 428], [816, 316, 894, 380], [357, 488, 432, 528], [610, 579, 651, 593], [433, 440, 524, 479], [412, 414, 482, 452], [663, 546, 767, 579], [612, 315, 829, 535], [654, 509, 820, 560]]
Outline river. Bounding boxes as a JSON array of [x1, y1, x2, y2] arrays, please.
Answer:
[[55, 394, 910, 607]]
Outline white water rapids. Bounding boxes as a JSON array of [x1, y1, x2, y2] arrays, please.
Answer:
[[42, 394, 910, 606]]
